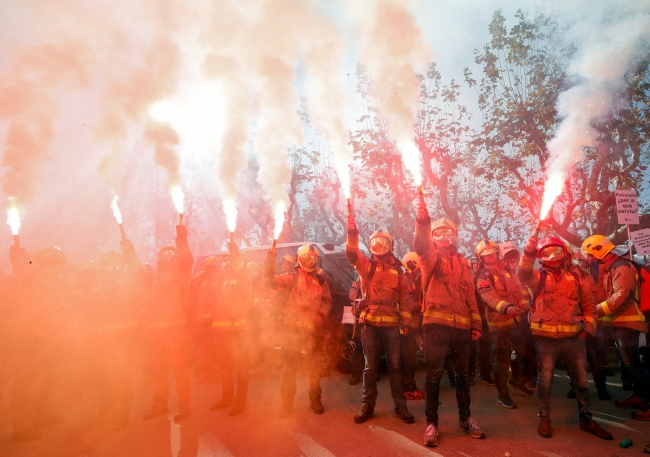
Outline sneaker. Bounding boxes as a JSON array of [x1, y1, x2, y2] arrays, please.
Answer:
[[278, 405, 293, 419], [354, 404, 374, 424], [228, 403, 245, 417], [423, 424, 439, 447], [615, 394, 647, 409], [597, 386, 611, 401], [632, 406, 650, 421], [174, 403, 190, 422], [310, 396, 325, 414], [580, 420, 612, 440], [210, 398, 234, 411], [508, 379, 533, 397], [405, 389, 425, 400], [566, 388, 577, 399], [459, 418, 485, 439], [481, 376, 496, 386], [538, 418, 552, 438], [394, 407, 415, 424], [143, 403, 167, 420], [497, 394, 517, 409]]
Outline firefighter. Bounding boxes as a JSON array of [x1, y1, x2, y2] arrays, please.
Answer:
[[414, 202, 485, 447], [518, 233, 611, 439], [346, 212, 416, 424], [582, 235, 650, 420], [401, 252, 425, 400], [9, 245, 70, 441], [474, 240, 532, 410], [86, 241, 142, 430], [210, 243, 251, 417], [192, 256, 221, 383], [248, 261, 276, 377], [281, 255, 296, 274], [264, 244, 332, 418], [142, 224, 194, 422]]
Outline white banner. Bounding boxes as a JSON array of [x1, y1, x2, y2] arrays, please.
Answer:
[[630, 228, 650, 256], [615, 190, 639, 225]]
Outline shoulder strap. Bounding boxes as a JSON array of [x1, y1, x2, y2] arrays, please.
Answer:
[[422, 254, 439, 298], [535, 270, 547, 302], [363, 260, 378, 298]]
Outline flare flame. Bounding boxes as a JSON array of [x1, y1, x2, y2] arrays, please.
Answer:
[[171, 185, 184, 214], [397, 136, 423, 186], [273, 201, 286, 240], [539, 173, 564, 221], [110, 194, 123, 224], [6, 206, 21, 236], [223, 198, 237, 233]]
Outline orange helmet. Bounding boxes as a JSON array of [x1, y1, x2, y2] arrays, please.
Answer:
[[297, 244, 320, 272], [537, 236, 567, 267], [582, 235, 615, 260], [475, 239, 499, 258], [99, 250, 125, 270], [246, 261, 261, 274], [432, 218, 457, 246], [34, 246, 67, 266], [203, 256, 220, 270], [369, 230, 393, 255], [402, 252, 419, 272]]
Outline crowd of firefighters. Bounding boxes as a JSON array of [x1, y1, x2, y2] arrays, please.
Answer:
[[1, 196, 649, 448]]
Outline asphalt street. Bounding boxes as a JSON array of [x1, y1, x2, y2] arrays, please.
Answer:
[[1, 360, 649, 457]]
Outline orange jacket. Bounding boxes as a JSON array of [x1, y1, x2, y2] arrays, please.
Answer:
[[346, 230, 415, 328], [212, 267, 251, 330], [598, 256, 647, 333], [413, 217, 481, 332], [194, 273, 221, 323], [264, 259, 332, 332], [476, 262, 530, 332], [517, 249, 597, 338]]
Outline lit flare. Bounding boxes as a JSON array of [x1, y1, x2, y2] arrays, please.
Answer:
[[539, 173, 565, 221], [7, 206, 20, 236], [273, 201, 286, 240], [397, 136, 423, 186], [111, 194, 123, 225], [171, 185, 184, 215], [223, 198, 237, 233]]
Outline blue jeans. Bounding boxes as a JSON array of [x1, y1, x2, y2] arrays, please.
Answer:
[[360, 325, 406, 409], [423, 324, 472, 425], [613, 327, 650, 400], [535, 336, 592, 423]]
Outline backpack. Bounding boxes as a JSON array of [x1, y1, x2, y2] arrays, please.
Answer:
[[611, 258, 650, 312]]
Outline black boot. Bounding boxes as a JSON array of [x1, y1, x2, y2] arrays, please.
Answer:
[[354, 404, 374, 423], [310, 395, 325, 414]]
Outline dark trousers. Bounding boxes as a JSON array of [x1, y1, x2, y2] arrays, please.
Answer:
[[147, 327, 191, 406], [612, 327, 650, 400], [478, 320, 493, 379], [400, 330, 418, 391], [535, 336, 592, 423], [494, 327, 526, 394], [585, 326, 608, 388], [194, 320, 217, 377], [214, 329, 250, 406], [423, 324, 472, 425], [281, 327, 321, 408], [360, 324, 406, 409]]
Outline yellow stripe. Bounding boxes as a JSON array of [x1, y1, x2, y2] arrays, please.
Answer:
[[488, 318, 516, 328], [212, 319, 248, 327], [365, 315, 399, 323], [400, 312, 412, 319], [148, 319, 186, 328], [471, 313, 482, 321], [566, 275, 575, 281], [390, 269, 398, 275], [196, 313, 213, 320], [600, 301, 613, 316], [424, 310, 471, 325], [285, 320, 315, 329], [611, 315, 646, 322], [530, 323, 582, 333], [519, 300, 529, 306], [585, 316, 597, 328], [496, 301, 508, 313]]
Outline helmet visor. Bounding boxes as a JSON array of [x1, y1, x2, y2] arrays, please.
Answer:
[[432, 227, 455, 242], [479, 246, 499, 257], [369, 237, 391, 255], [539, 245, 565, 262], [298, 252, 319, 271]]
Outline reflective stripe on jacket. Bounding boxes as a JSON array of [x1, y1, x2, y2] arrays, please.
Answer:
[[476, 263, 530, 332], [598, 256, 647, 332]]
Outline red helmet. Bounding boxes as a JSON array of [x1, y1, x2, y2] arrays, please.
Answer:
[[537, 236, 566, 267]]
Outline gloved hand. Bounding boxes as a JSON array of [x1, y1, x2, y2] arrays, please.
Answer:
[[506, 306, 521, 316], [175, 224, 188, 244], [524, 234, 538, 255], [401, 327, 410, 337], [228, 241, 239, 254], [264, 250, 277, 269], [471, 329, 481, 341], [347, 213, 357, 231], [417, 198, 428, 221], [9, 245, 29, 270], [120, 238, 136, 256]]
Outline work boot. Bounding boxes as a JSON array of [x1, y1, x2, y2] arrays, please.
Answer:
[[353, 404, 374, 424], [481, 375, 495, 386], [228, 403, 245, 417], [538, 418, 552, 438], [394, 406, 414, 424], [423, 424, 439, 447], [174, 403, 190, 422], [497, 393, 516, 409], [459, 418, 485, 439], [12, 428, 43, 442], [615, 394, 647, 409], [278, 404, 293, 419], [508, 379, 533, 397], [143, 403, 167, 420], [596, 385, 610, 401], [580, 420, 612, 440], [349, 374, 361, 385], [310, 396, 325, 414], [210, 397, 234, 411], [632, 406, 650, 421], [404, 388, 425, 400], [566, 387, 577, 399]]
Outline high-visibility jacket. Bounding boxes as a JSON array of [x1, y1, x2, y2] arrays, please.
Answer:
[[405, 270, 423, 328], [598, 256, 647, 333], [413, 217, 481, 332], [346, 230, 415, 328], [476, 262, 530, 332], [518, 249, 597, 338], [194, 273, 221, 323], [264, 263, 333, 332], [212, 268, 251, 330], [250, 278, 274, 320]]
